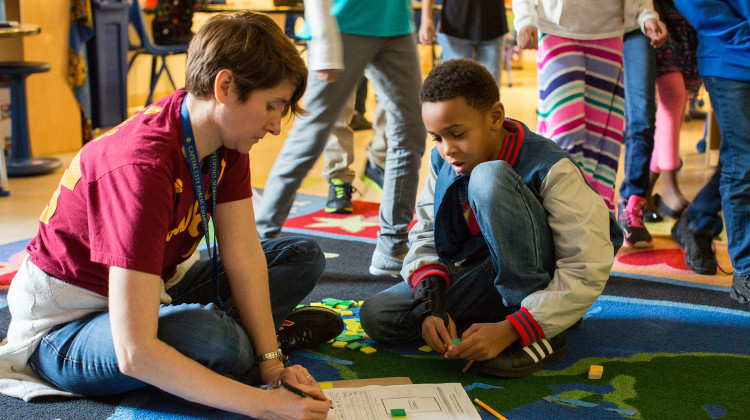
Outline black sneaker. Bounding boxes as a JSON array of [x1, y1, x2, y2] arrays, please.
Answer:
[[349, 113, 372, 131], [617, 196, 653, 248], [325, 178, 354, 214], [361, 159, 385, 193], [478, 333, 567, 378], [730, 274, 750, 307], [671, 212, 717, 275], [277, 306, 344, 354]]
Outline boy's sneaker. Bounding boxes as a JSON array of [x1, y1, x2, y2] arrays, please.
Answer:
[[361, 159, 385, 193], [729, 274, 750, 307], [478, 333, 567, 378], [325, 178, 354, 214], [617, 196, 653, 248], [369, 249, 404, 276], [277, 306, 344, 354], [671, 212, 717, 275]]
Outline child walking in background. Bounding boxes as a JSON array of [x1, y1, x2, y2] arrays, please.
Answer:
[[513, 0, 665, 210], [359, 59, 623, 378], [646, 0, 702, 219]]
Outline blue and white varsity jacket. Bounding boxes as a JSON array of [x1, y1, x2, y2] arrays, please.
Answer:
[[402, 118, 623, 345]]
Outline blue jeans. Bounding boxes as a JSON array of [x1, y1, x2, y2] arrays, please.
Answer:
[[437, 32, 503, 89], [694, 77, 750, 276], [28, 236, 325, 396], [360, 161, 555, 343], [619, 29, 656, 201]]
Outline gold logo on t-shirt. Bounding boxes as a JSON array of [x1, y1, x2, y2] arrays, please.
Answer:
[[174, 179, 183, 194]]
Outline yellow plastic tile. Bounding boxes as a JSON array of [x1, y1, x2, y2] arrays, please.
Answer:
[[332, 341, 348, 348], [360, 346, 377, 354]]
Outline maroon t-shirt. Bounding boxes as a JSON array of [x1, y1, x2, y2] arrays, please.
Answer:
[[27, 89, 252, 296]]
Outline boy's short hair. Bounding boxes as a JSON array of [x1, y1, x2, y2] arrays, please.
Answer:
[[420, 59, 499, 114], [186, 11, 307, 117]]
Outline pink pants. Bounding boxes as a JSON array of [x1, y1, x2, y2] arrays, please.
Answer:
[[651, 71, 687, 172]]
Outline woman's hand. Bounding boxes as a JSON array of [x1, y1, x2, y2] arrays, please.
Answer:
[[257, 386, 331, 420]]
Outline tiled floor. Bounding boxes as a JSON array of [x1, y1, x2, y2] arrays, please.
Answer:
[[0, 50, 714, 246]]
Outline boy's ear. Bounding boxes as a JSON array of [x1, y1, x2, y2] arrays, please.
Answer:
[[214, 69, 235, 104], [490, 101, 506, 129]]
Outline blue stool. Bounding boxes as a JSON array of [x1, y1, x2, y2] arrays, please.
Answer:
[[0, 61, 61, 176]]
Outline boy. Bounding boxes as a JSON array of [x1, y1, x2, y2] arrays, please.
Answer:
[[360, 59, 623, 377], [0, 12, 338, 418]]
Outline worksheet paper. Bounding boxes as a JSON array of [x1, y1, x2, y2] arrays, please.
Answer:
[[322, 383, 481, 420]]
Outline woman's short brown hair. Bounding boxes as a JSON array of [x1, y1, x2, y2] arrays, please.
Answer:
[[185, 11, 307, 117]]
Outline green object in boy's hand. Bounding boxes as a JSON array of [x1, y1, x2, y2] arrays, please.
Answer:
[[452, 338, 461, 346]]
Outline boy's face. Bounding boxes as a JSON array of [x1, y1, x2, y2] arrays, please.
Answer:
[[422, 97, 506, 177], [219, 77, 296, 154]]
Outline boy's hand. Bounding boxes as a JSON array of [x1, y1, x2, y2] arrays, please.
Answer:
[[421, 314, 457, 354], [644, 18, 667, 49], [445, 320, 520, 361], [517, 26, 538, 50]]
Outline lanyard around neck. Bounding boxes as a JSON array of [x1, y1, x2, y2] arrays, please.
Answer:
[[180, 96, 222, 305]]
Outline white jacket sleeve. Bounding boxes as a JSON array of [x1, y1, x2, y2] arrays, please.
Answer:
[[512, 0, 539, 31], [303, 0, 343, 71], [520, 158, 615, 339], [401, 163, 448, 284]]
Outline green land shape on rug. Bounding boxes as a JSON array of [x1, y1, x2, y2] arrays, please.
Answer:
[[310, 346, 750, 419]]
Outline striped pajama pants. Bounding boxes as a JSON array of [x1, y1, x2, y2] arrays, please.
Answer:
[[536, 34, 625, 210]]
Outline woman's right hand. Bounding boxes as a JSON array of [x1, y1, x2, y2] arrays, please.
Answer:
[[256, 386, 331, 420]]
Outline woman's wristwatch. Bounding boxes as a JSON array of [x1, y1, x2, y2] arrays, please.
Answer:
[[254, 348, 290, 367]]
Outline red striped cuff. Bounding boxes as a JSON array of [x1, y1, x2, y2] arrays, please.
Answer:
[[506, 307, 545, 346], [410, 264, 450, 290]]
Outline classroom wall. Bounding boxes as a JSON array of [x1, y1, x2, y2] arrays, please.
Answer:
[[18, 0, 82, 155]]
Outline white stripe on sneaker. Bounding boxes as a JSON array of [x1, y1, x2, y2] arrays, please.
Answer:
[[522, 346, 540, 363], [531, 342, 546, 359], [541, 338, 553, 354]]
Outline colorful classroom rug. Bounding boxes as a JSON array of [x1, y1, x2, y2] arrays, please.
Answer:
[[1, 193, 748, 419]]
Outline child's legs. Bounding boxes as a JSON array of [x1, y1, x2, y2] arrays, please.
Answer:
[[536, 35, 586, 142], [619, 29, 656, 201], [322, 91, 357, 183], [359, 258, 512, 344], [651, 71, 686, 172], [468, 161, 555, 306], [436, 32, 474, 63], [366, 99, 388, 167], [473, 37, 504, 89], [367, 34, 426, 256], [28, 304, 254, 396], [580, 38, 625, 210]]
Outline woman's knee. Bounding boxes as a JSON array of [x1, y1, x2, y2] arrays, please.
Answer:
[[158, 304, 253, 374]]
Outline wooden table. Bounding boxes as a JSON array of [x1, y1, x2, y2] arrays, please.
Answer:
[[0, 23, 40, 39]]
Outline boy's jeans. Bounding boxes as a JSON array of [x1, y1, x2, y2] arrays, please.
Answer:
[[28, 236, 324, 396], [360, 161, 555, 343]]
